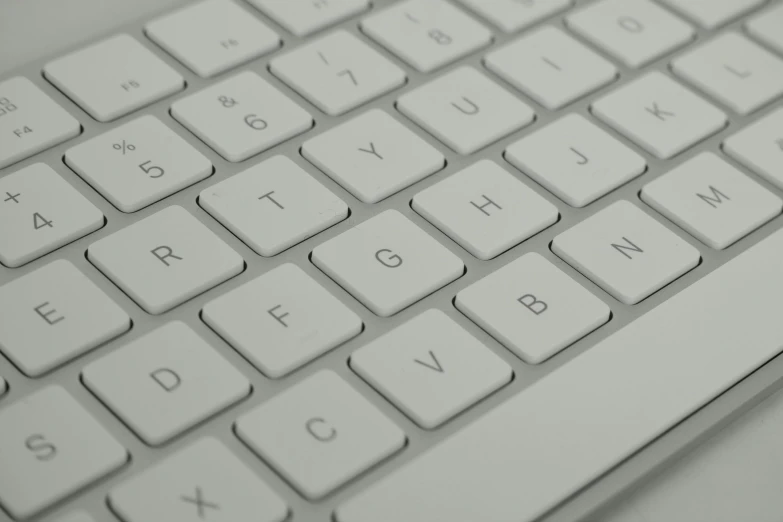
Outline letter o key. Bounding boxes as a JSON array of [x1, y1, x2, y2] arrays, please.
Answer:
[[375, 249, 403, 268], [306, 418, 337, 442]]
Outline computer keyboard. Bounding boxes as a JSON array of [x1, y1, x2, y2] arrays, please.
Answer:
[[1, 0, 783, 521]]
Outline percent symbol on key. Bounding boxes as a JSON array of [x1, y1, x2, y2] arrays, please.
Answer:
[[112, 140, 136, 155]]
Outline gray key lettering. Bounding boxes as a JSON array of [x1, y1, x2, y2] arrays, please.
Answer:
[[414, 350, 444, 373], [34, 302, 64, 325], [25, 434, 57, 462], [570, 147, 589, 165], [306, 417, 337, 442], [617, 16, 644, 33], [268, 305, 290, 327], [518, 294, 548, 315], [451, 97, 480, 115], [470, 195, 502, 216], [151, 246, 183, 267], [697, 185, 730, 208], [611, 237, 644, 259], [150, 368, 181, 392], [725, 65, 752, 79], [3, 191, 20, 203], [541, 57, 561, 71], [645, 102, 675, 121], [358, 142, 383, 160], [181, 487, 219, 519], [259, 191, 284, 209], [375, 249, 403, 268]]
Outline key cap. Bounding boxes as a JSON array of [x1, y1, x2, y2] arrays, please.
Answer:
[[0, 377, 5, 399], [110, 437, 287, 522], [0, 163, 104, 268], [312, 209, 464, 317], [301, 109, 445, 203], [203, 263, 362, 378], [566, 0, 694, 69], [747, 4, 783, 56], [412, 160, 559, 260], [724, 108, 783, 189], [0, 77, 80, 169], [352, 309, 511, 429], [592, 71, 727, 159], [398, 67, 535, 155], [83, 322, 249, 445], [200, 155, 348, 256], [361, 0, 492, 73], [457, 0, 572, 33], [505, 114, 647, 208], [171, 71, 312, 162], [270, 30, 406, 116], [0, 260, 130, 377], [553, 200, 700, 305], [44, 34, 184, 122], [146, 0, 280, 78], [485, 26, 617, 111], [457, 253, 611, 364], [0, 386, 127, 520], [236, 370, 405, 499], [88, 206, 244, 314], [53, 512, 94, 522], [250, 0, 369, 37], [66, 115, 212, 213], [659, 0, 766, 29], [642, 152, 781, 250]]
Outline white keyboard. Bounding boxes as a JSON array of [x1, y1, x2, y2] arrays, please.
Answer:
[[1, 1, 783, 521]]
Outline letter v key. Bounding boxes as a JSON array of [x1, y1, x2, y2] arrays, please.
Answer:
[[414, 350, 444, 373]]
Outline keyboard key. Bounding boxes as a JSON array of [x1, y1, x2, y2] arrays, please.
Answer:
[[412, 160, 558, 260], [0, 163, 104, 268], [301, 109, 445, 203], [0, 386, 127, 520], [66, 115, 212, 213], [505, 114, 647, 208], [398, 67, 535, 155], [236, 370, 405, 499], [312, 209, 464, 316], [457, 252, 611, 363], [457, 0, 572, 33], [485, 26, 617, 110], [146, 0, 280, 78], [0, 260, 130, 377], [270, 30, 406, 116], [361, 0, 492, 73], [724, 108, 783, 189], [250, 0, 369, 37], [747, 4, 783, 56], [203, 263, 362, 378], [53, 512, 94, 522], [200, 155, 348, 256], [642, 152, 781, 250], [659, 0, 765, 29], [592, 72, 727, 159], [171, 71, 312, 162], [111, 437, 287, 522], [0, 77, 80, 169], [352, 309, 511, 429], [44, 34, 184, 122], [88, 206, 243, 314], [552, 200, 700, 305], [566, 0, 694, 68], [83, 322, 249, 445]]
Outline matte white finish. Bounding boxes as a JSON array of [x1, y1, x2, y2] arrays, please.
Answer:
[[724, 108, 783, 189], [0, 386, 127, 520], [457, 0, 572, 33], [302, 109, 444, 203], [338, 225, 783, 522], [53, 512, 94, 522], [250, 0, 369, 37], [660, 0, 766, 28], [199, 155, 348, 256], [747, 4, 783, 55], [236, 370, 406, 499]]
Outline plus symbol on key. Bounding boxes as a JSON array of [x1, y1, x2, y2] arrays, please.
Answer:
[[3, 191, 21, 204]]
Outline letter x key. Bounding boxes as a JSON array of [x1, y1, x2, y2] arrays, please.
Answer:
[[181, 487, 219, 519]]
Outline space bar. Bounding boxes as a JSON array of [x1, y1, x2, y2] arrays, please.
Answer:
[[338, 227, 783, 522]]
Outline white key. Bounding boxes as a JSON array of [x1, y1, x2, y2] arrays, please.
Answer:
[[200, 156, 348, 256], [398, 67, 535, 155], [642, 152, 781, 250], [552, 200, 700, 305], [251, 0, 369, 37], [83, 322, 249, 445], [44, 34, 184, 122], [660, 0, 766, 29], [270, 30, 406, 116], [53, 512, 94, 522], [88, 206, 243, 314], [412, 160, 559, 260], [301, 109, 445, 203], [146, 0, 280, 78], [566, 0, 694, 68], [66, 115, 212, 213], [672, 33, 783, 115], [0, 77, 80, 169], [0, 386, 127, 520], [203, 263, 362, 378], [110, 438, 287, 522], [361, 0, 493, 73], [0, 260, 130, 377], [456, 253, 610, 364], [505, 114, 647, 208], [457, 0, 572, 33], [236, 370, 405, 499], [724, 107, 783, 189], [352, 309, 512, 429], [592, 71, 727, 159], [312, 209, 464, 317], [485, 26, 617, 111], [0, 163, 104, 268], [171, 71, 312, 162], [747, 4, 783, 56]]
